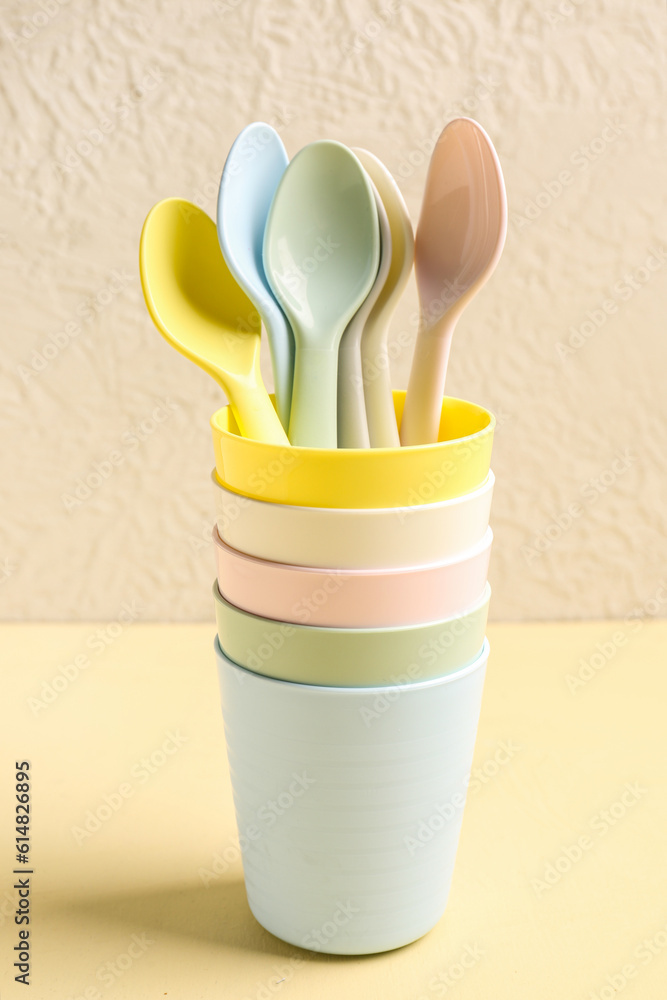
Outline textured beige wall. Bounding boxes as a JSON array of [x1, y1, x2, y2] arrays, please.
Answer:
[[1, 0, 666, 622]]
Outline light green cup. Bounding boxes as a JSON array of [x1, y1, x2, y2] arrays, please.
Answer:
[[213, 581, 490, 687]]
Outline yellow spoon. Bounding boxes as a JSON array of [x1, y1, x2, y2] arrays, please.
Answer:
[[140, 198, 289, 445]]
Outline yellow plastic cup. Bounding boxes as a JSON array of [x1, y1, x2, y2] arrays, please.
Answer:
[[211, 391, 494, 508]]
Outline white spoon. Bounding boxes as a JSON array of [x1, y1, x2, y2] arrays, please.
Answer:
[[353, 148, 414, 448], [337, 182, 391, 449]]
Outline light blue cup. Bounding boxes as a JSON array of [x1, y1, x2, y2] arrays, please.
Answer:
[[215, 638, 489, 954]]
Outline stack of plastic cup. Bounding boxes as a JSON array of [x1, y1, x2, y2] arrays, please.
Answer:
[[210, 391, 495, 955]]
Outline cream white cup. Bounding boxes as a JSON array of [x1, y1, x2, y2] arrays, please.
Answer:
[[215, 637, 489, 955], [213, 470, 494, 570]]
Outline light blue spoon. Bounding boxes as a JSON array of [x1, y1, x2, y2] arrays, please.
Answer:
[[263, 141, 380, 448], [217, 122, 295, 431]]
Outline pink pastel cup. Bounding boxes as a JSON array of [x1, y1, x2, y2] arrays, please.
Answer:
[[213, 526, 492, 629]]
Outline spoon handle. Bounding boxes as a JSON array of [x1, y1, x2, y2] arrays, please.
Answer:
[[228, 381, 290, 445], [400, 316, 456, 446], [264, 307, 295, 433], [362, 319, 400, 448], [289, 347, 339, 448], [338, 334, 370, 449]]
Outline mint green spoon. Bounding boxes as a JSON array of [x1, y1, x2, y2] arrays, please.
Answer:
[[263, 141, 380, 448]]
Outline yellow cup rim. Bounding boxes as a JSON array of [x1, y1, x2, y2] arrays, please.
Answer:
[[210, 391, 495, 508], [211, 391, 495, 454]]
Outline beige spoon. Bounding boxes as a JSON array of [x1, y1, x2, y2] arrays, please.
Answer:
[[400, 118, 507, 446]]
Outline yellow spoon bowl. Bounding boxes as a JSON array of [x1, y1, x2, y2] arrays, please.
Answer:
[[211, 390, 494, 508], [140, 198, 288, 445]]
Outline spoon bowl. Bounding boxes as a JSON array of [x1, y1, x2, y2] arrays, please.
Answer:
[[400, 118, 507, 445], [140, 198, 288, 445], [263, 141, 380, 448]]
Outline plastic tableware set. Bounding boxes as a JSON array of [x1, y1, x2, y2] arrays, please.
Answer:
[[140, 118, 506, 955]]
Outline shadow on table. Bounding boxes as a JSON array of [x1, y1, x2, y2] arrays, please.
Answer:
[[53, 877, 381, 965]]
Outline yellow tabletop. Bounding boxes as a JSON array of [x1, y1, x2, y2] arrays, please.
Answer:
[[1, 620, 665, 998]]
